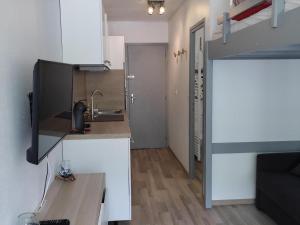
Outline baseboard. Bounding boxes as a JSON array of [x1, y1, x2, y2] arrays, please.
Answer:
[[212, 199, 255, 206], [167, 146, 189, 176]]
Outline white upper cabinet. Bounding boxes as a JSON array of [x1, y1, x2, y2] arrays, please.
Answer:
[[107, 36, 125, 70], [60, 0, 106, 65]]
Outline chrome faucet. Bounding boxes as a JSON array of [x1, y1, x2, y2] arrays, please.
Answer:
[[90, 89, 104, 120]]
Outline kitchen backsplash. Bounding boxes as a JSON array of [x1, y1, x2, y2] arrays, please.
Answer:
[[73, 70, 125, 110]]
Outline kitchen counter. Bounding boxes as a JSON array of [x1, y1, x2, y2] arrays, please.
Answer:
[[65, 113, 131, 140]]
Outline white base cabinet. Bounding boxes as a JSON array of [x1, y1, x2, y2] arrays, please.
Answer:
[[63, 138, 131, 221]]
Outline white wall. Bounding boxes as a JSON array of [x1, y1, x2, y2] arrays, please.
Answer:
[[212, 59, 300, 201], [167, 0, 209, 172], [213, 60, 300, 143], [0, 0, 63, 224], [108, 21, 168, 43], [212, 153, 257, 200]]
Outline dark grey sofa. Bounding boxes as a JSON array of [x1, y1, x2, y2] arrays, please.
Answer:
[[256, 152, 300, 225]]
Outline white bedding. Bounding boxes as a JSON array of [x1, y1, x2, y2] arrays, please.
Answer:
[[212, 0, 300, 40]]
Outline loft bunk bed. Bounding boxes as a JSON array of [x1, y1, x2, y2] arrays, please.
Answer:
[[208, 0, 300, 59], [204, 0, 300, 209], [213, 0, 299, 40]]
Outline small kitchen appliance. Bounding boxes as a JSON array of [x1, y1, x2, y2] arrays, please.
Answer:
[[73, 101, 87, 133]]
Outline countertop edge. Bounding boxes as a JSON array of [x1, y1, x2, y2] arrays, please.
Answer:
[[64, 113, 131, 141]]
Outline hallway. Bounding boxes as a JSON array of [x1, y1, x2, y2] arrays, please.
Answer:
[[127, 148, 276, 225]]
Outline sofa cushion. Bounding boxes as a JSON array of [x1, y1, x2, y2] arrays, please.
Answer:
[[290, 163, 300, 177], [257, 172, 300, 223]]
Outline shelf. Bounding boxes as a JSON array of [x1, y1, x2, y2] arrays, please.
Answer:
[[38, 174, 105, 225]]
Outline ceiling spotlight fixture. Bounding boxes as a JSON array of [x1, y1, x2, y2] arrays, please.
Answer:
[[147, 0, 166, 15], [159, 5, 165, 15], [148, 5, 154, 15]]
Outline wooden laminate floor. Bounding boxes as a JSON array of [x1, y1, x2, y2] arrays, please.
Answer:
[[122, 148, 276, 225]]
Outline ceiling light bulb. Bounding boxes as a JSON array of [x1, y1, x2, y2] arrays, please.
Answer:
[[148, 6, 154, 15], [159, 6, 165, 15]]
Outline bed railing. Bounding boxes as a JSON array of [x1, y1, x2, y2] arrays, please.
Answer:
[[219, 0, 285, 43]]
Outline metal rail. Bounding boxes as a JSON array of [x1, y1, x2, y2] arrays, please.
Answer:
[[218, 0, 285, 43]]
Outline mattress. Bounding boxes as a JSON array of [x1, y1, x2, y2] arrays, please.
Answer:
[[212, 0, 300, 40]]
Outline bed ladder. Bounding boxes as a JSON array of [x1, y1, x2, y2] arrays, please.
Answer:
[[221, 0, 285, 44]]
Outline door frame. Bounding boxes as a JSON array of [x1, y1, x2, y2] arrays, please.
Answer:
[[189, 19, 206, 177], [189, 19, 212, 208], [125, 43, 168, 148]]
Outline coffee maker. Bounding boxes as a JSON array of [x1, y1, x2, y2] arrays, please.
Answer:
[[73, 101, 87, 133]]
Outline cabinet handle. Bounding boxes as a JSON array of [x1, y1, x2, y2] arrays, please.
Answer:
[[127, 75, 135, 80], [130, 94, 136, 104]]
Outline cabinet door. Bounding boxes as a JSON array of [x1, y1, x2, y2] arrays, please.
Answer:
[[107, 36, 125, 69], [63, 138, 131, 221], [60, 0, 104, 64]]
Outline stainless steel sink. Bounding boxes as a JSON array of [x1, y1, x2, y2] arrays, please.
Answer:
[[85, 110, 124, 122], [95, 109, 122, 116]]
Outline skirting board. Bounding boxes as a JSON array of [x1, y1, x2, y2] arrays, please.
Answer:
[[167, 146, 189, 175], [213, 199, 255, 206]]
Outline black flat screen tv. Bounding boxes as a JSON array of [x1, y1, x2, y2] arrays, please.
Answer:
[[27, 60, 73, 165]]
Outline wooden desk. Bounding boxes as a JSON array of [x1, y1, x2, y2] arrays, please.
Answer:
[[38, 174, 106, 225]]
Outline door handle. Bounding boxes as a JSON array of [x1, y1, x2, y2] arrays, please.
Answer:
[[127, 75, 135, 80], [130, 93, 136, 104]]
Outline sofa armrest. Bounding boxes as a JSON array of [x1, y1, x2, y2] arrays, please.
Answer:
[[257, 152, 300, 173]]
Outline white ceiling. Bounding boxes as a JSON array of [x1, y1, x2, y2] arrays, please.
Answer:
[[103, 0, 185, 21]]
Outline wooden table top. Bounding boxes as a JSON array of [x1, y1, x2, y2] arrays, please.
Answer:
[[38, 174, 105, 225]]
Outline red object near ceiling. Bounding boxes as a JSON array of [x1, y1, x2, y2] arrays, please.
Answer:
[[232, 0, 272, 21]]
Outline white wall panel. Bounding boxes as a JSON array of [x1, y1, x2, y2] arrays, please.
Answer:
[[213, 59, 300, 143], [212, 153, 257, 200], [212, 59, 300, 201]]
